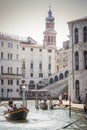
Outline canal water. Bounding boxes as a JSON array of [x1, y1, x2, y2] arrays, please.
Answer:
[[0, 100, 87, 130]]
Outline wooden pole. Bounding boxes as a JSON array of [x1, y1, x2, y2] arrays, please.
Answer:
[[23, 87, 25, 107], [35, 92, 39, 109], [69, 95, 71, 117]]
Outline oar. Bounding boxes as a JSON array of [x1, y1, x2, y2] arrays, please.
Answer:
[[62, 116, 84, 129]]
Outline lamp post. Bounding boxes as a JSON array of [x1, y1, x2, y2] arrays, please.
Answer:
[[22, 85, 26, 107]]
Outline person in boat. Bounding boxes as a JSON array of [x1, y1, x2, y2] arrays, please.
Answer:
[[58, 94, 63, 105], [43, 99, 48, 108], [8, 105, 13, 112], [8, 98, 13, 107], [19, 104, 24, 108], [13, 104, 18, 110]]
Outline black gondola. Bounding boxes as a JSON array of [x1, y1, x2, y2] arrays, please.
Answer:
[[5, 107, 29, 120]]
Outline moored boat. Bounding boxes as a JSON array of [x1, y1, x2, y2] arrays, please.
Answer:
[[40, 101, 48, 110], [5, 107, 29, 120]]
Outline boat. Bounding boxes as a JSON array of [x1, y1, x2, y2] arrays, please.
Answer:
[[40, 100, 48, 110], [5, 107, 29, 120]]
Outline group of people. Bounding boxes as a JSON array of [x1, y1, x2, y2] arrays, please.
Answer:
[[8, 98, 24, 112]]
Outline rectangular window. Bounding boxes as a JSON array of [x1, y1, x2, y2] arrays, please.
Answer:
[[8, 54, 12, 60], [8, 43, 10, 48], [8, 80, 13, 85], [16, 54, 18, 60], [17, 44, 19, 49], [30, 48, 33, 51], [39, 73, 43, 77], [1, 41, 4, 47], [30, 63, 33, 69], [39, 63, 42, 70], [8, 67, 12, 74], [30, 73, 33, 77], [1, 66, 3, 74], [1, 52, 3, 59], [16, 89, 19, 92], [48, 64, 51, 70], [39, 49, 42, 52], [17, 80, 19, 85], [48, 49, 52, 52], [17, 68, 19, 74], [1, 80, 4, 85], [22, 47, 25, 50], [8, 43, 13, 48]]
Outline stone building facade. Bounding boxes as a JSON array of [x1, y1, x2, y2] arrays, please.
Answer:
[[68, 17, 87, 103], [56, 41, 69, 72], [0, 33, 22, 99], [0, 8, 58, 99]]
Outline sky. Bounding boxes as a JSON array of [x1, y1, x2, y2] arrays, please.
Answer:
[[0, 0, 87, 49]]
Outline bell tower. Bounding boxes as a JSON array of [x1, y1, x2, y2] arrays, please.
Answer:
[[43, 6, 57, 48]]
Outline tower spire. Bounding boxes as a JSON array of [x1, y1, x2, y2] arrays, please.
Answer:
[[43, 7, 57, 48], [49, 5, 51, 10]]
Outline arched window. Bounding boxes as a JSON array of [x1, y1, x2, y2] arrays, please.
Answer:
[[59, 73, 63, 80], [54, 75, 58, 82], [49, 78, 53, 84], [84, 27, 87, 42], [84, 51, 87, 69], [75, 51, 79, 70], [75, 28, 78, 44], [75, 80, 80, 98]]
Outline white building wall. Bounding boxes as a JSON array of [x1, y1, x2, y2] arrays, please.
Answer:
[[0, 35, 22, 99], [68, 18, 87, 102], [20, 43, 56, 87]]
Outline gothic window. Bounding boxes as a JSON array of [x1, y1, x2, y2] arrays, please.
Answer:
[[84, 51, 87, 69], [75, 80, 79, 98], [84, 27, 87, 42], [75, 28, 78, 44], [75, 51, 79, 70]]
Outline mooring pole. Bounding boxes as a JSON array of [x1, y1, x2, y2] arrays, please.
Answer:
[[69, 95, 71, 117]]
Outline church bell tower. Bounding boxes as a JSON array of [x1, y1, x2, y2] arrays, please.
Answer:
[[43, 6, 57, 48]]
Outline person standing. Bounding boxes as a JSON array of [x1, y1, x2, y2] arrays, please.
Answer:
[[8, 98, 13, 107]]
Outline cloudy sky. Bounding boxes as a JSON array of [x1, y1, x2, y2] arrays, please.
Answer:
[[0, 0, 87, 48]]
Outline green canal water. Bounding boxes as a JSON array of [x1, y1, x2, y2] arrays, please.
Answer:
[[0, 100, 87, 130]]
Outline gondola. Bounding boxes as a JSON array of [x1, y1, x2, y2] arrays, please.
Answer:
[[40, 101, 48, 110], [5, 107, 29, 120]]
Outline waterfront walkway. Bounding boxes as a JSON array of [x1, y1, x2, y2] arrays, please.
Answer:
[[62, 100, 84, 112]]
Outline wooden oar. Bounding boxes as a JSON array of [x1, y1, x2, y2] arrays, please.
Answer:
[[62, 116, 84, 129]]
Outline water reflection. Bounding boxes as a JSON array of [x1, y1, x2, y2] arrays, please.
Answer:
[[0, 100, 87, 130]]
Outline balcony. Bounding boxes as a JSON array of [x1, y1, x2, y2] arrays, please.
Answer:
[[0, 73, 23, 79]]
